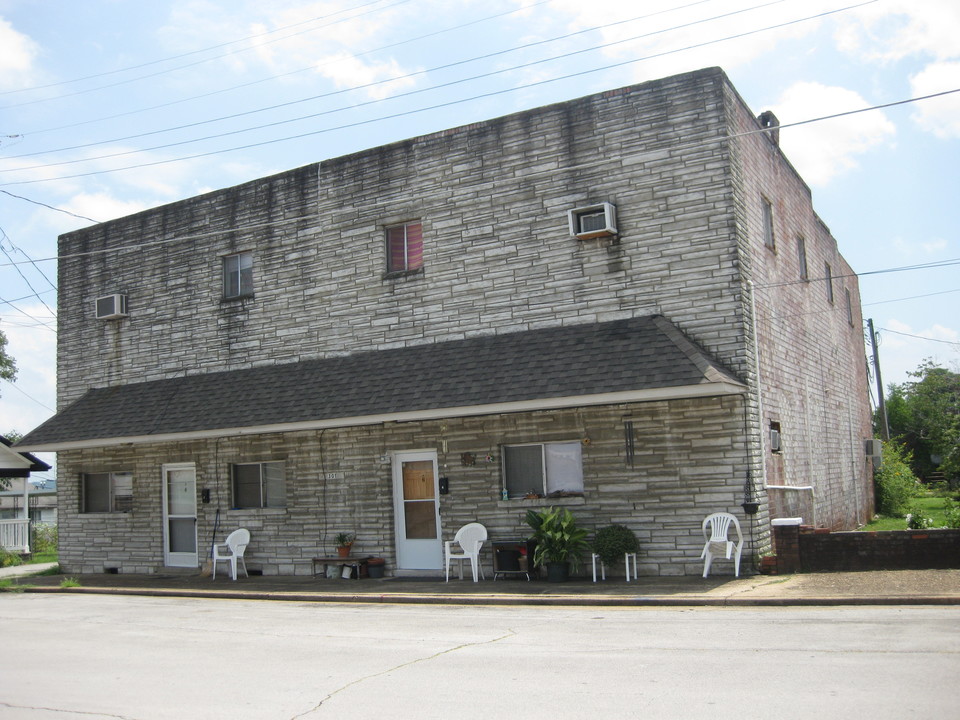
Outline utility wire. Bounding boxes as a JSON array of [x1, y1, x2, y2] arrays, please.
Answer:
[[4, 0, 717, 159], [0, 0, 883, 187], [0, 190, 100, 224], [877, 328, 960, 348], [0, 0, 414, 108], [0, 378, 54, 412], [10, 0, 560, 139]]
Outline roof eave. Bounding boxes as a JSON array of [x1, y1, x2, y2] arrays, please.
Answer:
[[17, 381, 746, 453]]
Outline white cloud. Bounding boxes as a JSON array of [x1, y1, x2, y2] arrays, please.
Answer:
[[62, 193, 150, 225], [772, 82, 896, 186], [835, 1, 960, 64], [878, 318, 960, 385], [909, 62, 960, 139], [0, 16, 40, 90], [159, 0, 419, 99]]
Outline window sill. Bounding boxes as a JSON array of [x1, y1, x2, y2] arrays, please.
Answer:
[[382, 268, 423, 281], [227, 507, 287, 514], [220, 294, 255, 304], [497, 496, 585, 509]]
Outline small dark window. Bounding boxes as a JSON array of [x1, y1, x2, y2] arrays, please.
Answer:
[[824, 262, 834, 304], [223, 252, 253, 299], [797, 236, 808, 281], [845, 288, 854, 326], [761, 197, 775, 250]]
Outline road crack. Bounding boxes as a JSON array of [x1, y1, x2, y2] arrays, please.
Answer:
[[290, 629, 516, 719]]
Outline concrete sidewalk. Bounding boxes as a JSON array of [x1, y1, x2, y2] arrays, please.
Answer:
[[4, 564, 960, 606]]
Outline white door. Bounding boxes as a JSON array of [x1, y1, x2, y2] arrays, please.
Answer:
[[392, 451, 442, 570], [162, 463, 198, 568]]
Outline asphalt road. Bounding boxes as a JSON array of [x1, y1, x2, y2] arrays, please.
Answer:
[[1, 594, 957, 719]]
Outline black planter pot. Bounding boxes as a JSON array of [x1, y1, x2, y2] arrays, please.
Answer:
[[741, 501, 760, 515], [545, 561, 570, 582]]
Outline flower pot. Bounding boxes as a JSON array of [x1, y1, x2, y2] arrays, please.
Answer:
[[337, 545, 352, 558], [545, 561, 569, 582], [741, 501, 760, 515], [367, 558, 385, 578]]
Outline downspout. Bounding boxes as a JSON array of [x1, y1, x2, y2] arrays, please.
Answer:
[[747, 280, 768, 488]]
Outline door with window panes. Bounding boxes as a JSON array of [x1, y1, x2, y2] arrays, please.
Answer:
[[392, 451, 442, 570], [162, 463, 198, 567]]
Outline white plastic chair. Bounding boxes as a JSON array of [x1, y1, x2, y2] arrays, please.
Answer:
[[700, 512, 743, 577], [212, 528, 250, 581], [444, 522, 487, 582]]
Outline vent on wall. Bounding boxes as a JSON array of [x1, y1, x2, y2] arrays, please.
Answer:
[[568, 202, 617, 240], [95, 294, 128, 320]]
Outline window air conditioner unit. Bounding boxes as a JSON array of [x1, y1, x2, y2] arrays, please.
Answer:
[[864, 439, 882, 457], [769, 429, 782, 453], [568, 202, 617, 240], [95, 294, 128, 320]]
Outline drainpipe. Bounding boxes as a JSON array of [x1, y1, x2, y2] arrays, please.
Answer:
[[747, 280, 768, 488]]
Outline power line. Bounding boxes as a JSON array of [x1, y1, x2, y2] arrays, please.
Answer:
[[877, 328, 960, 347], [0, 0, 884, 187], [0, 0, 413, 107], [8, 0, 560, 140], [863, 288, 960, 307], [4, 0, 716, 161], [0, 378, 54, 412], [0, 190, 100, 224]]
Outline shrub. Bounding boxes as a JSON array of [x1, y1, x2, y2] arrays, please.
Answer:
[[525, 507, 590, 571], [592, 524, 639, 566], [0, 548, 23, 568], [943, 500, 960, 529], [32, 523, 58, 554], [875, 442, 921, 517], [905, 506, 933, 529]]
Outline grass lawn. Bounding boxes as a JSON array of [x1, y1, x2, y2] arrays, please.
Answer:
[[28, 550, 58, 564], [860, 493, 956, 531]]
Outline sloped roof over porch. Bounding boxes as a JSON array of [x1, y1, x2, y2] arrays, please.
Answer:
[[17, 315, 746, 452]]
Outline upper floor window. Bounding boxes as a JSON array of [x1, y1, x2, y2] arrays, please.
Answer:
[[81, 471, 133, 513], [223, 252, 253, 299], [386, 222, 423, 273], [824, 262, 834, 304], [232, 461, 286, 509], [502, 441, 583, 499], [761, 197, 775, 250], [845, 288, 854, 326], [797, 236, 808, 281]]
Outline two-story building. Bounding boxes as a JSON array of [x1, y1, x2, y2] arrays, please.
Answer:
[[18, 67, 874, 577]]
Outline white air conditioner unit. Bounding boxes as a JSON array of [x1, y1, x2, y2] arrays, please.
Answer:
[[865, 438, 882, 469], [95, 294, 128, 320], [769, 429, 782, 453], [568, 202, 617, 240]]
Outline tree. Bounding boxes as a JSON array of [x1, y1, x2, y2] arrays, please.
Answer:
[[0, 326, 15, 393], [883, 360, 960, 481]]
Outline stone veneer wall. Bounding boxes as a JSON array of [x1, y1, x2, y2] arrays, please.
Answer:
[[55, 68, 747, 410], [55, 396, 750, 577]]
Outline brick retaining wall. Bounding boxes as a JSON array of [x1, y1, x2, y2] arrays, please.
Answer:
[[772, 521, 960, 572]]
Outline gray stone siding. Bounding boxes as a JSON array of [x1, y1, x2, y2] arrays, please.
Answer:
[[55, 397, 750, 577], [56, 68, 747, 409]]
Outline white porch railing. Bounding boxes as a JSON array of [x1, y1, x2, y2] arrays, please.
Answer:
[[0, 519, 30, 553]]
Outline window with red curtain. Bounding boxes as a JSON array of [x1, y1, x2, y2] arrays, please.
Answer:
[[386, 222, 423, 272]]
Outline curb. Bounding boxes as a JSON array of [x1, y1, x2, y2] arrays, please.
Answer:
[[13, 585, 960, 607]]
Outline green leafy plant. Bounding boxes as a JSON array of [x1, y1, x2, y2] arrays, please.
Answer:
[[874, 442, 922, 517], [31, 523, 58, 555], [943, 499, 960, 529], [334, 532, 355, 548], [905, 506, 933, 529], [59, 577, 81, 588], [0, 547, 23, 568], [525, 507, 590, 571], [592, 524, 639, 567]]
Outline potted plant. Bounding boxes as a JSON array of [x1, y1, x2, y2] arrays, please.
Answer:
[[335, 532, 355, 558], [525, 507, 589, 582], [592, 524, 639, 568]]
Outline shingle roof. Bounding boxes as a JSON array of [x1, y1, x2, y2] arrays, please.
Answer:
[[18, 316, 744, 450]]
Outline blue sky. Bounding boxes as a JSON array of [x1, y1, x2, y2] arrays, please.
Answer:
[[1, 0, 958, 453]]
